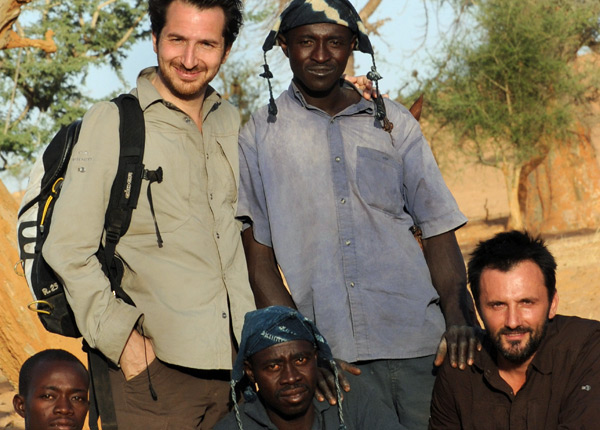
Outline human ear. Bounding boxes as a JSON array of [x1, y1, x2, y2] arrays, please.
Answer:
[[244, 361, 255, 384], [278, 34, 289, 58], [548, 292, 559, 319], [13, 394, 26, 419], [152, 32, 158, 54]]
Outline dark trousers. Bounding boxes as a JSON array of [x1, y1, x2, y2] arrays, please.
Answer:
[[355, 355, 437, 430], [109, 359, 231, 429]]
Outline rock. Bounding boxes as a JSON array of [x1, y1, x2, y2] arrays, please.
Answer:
[[0, 178, 84, 389], [522, 123, 600, 234]]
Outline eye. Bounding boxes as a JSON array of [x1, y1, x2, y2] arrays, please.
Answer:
[[72, 395, 87, 402], [266, 363, 281, 371], [40, 393, 54, 400]]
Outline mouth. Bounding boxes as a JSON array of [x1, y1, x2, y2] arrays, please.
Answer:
[[500, 328, 531, 343], [278, 385, 309, 403], [49, 420, 77, 429], [174, 66, 201, 81], [306, 66, 335, 77]]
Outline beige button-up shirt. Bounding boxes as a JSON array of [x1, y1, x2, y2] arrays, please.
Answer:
[[44, 68, 255, 367]]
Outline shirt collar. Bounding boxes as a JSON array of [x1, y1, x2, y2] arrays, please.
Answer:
[[287, 80, 374, 117]]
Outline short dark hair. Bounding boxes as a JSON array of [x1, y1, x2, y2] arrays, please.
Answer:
[[468, 230, 557, 306], [148, 0, 243, 47], [19, 349, 88, 397]]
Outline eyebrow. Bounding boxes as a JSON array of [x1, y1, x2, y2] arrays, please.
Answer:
[[41, 385, 88, 393]]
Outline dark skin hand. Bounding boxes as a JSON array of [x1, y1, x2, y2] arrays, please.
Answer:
[[241, 227, 356, 404], [421, 230, 482, 369]]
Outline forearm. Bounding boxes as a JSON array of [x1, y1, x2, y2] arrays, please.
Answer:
[[242, 227, 296, 309], [422, 231, 476, 327]]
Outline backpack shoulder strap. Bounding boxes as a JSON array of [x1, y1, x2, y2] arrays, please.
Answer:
[[103, 93, 145, 304]]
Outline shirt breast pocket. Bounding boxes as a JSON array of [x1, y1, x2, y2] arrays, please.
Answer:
[[356, 146, 404, 217]]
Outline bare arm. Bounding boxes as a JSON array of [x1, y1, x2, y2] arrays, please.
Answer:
[[422, 230, 481, 369], [241, 227, 295, 309]]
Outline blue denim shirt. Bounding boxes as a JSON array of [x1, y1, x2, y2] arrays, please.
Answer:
[[237, 83, 467, 362]]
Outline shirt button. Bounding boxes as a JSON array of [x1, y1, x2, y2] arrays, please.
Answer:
[[350, 282, 355, 287], [216, 233, 220, 239], [340, 198, 346, 204], [210, 193, 213, 200], [345, 240, 351, 246], [335, 157, 341, 162], [222, 312, 227, 319], [184, 117, 191, 123]]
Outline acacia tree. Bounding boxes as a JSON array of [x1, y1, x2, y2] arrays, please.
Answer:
[[426, 0, 600, 229], [0, 0, 148, 175]]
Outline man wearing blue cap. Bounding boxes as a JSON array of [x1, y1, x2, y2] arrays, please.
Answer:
[[215, 306, 402, 430], [237, 1, 479, 429]]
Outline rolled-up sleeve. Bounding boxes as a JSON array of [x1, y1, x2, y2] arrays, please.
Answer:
[[237, 117, 273, 247]]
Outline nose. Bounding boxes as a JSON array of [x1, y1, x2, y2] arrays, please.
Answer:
[[181, 43, 197, 69], [280, 363, 302, 385], [311, 41, 330, 63], [505, 304, 522, 329], [54, 396, 74, 415]]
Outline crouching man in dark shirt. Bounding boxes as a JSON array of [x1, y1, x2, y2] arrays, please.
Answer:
[[429, 230, 600, 430], [215, 306, 403, 430]]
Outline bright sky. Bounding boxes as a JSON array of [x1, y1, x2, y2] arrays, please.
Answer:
[[4, 1, 456, 192], [86, 0, 456, 100]]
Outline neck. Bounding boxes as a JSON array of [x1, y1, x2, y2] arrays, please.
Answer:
[[294, 78, 360, 116], [497, 353, 536, 394], [151, 71, 207, 131], [266, 404, 315, 430]]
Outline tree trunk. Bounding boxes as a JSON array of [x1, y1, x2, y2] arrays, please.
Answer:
[[344, 0, 384, 76], [502, 162, 524, 230], [0, 0, 56, 52]]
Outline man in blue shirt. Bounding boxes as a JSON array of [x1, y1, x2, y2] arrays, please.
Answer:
[[237, 1, 479, 428]]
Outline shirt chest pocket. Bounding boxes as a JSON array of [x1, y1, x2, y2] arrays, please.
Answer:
[[356, 146, 405, 217], [210, 133, 238, 205], [127, 131, 192, 236]]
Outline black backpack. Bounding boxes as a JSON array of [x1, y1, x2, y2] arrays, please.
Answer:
[[16, 93, 147, 337]]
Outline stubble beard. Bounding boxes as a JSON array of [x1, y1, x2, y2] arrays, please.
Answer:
[[157, 59, 210, 102], [492, 320, 548, 364]]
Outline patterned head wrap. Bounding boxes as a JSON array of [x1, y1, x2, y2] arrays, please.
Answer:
[[230, 306, 347, 430], [260, 0, 393, 132], [262, 0, 373, 54]]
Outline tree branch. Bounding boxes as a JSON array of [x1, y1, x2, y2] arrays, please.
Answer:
[[92, 0, 118, 29], [114, 12, 146, 51]]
